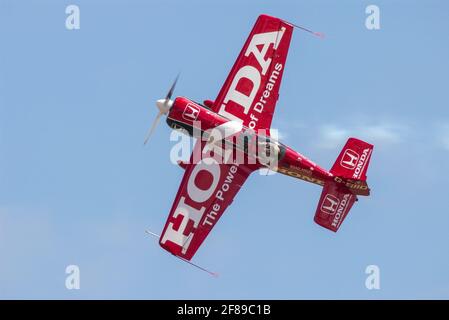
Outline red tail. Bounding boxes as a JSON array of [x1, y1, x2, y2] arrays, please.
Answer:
[[330, 137, 373, 182], [314, 182, 357, 232], [314, 138, 373, 232]]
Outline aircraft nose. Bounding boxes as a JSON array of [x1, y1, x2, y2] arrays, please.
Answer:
[[156, 99, 166, 112], [156, 98, 173, 114]]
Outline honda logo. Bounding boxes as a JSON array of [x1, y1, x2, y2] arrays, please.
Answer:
[[321, 194, 340, 215], [182, 104, 200, 121], [340, 149, 359, 170]]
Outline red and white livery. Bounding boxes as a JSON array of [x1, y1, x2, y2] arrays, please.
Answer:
[[145, 15, 374, 262]]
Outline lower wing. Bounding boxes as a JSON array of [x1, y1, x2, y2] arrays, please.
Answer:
[[159, 140, 257, 260]]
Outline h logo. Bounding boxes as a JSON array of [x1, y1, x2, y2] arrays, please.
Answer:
[[182, 104, 200, 121], [340, 149, 359, 170], [321, 194, 340, 215]]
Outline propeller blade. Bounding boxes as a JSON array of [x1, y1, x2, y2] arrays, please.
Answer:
[[143, 112, 163, 145], [144, 74, 179, 146], [165, 74, 179, 101]]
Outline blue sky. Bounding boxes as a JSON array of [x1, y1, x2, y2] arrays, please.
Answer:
[[1, 0, 449, 299]]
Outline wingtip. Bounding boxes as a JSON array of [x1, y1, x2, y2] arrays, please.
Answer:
[[314, 32, 326, 39]]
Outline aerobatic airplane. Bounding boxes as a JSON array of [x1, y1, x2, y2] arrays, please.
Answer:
[[145, 14, 373, 271]]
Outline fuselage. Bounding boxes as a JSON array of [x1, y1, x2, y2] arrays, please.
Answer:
[[166, 96, 335, 187]]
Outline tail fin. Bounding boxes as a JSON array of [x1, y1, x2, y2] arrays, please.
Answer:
[[314, 138, 373, 232], [330, 137, 373, 181]]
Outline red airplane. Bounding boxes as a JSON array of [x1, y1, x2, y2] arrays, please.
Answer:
[[145, 14, 373, 269]]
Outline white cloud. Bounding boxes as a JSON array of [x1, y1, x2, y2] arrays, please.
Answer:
[[270, 119, 306, 143], [317, 123, 406, 149], [359, 124, 403, 144], [317, 125, 350, 149]]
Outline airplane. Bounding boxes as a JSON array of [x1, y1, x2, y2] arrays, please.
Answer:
[[144, 14, 373, 271]]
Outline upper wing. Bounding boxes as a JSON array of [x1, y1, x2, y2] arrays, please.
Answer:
[[212, 14, 294, 132], [159, 140, 256, 260]]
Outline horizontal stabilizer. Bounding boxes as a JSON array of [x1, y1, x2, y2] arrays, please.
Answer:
[[314, 181, 357, 232]]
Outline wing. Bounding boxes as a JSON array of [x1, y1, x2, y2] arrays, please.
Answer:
[[159, 140, 257, 260], [212, 14, 294, 132]]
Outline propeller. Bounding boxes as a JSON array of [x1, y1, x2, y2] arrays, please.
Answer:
[[143, 74, 179, 145]]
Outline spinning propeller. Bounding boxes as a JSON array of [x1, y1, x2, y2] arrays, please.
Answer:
[[143, 74, 179, 145]]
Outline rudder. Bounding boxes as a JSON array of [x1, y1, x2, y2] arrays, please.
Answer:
[[330, 137, 373, 181]]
